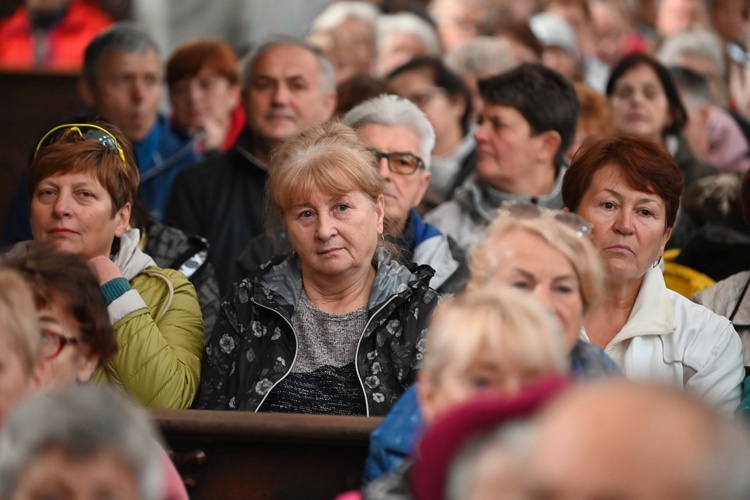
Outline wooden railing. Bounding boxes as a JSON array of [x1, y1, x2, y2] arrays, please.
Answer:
[[151, 409, 381, 500]]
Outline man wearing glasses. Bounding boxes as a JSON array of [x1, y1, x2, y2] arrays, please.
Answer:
[[424, 63, 580, 252], [343, 94, 469, 297]]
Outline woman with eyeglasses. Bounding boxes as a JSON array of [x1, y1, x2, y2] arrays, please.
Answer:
[[197, 121, 440, 415], [362, 201, 619, 485], [9, 121, 204, 409], [3, 243, 116, 388], [563, 134, 744, 413]]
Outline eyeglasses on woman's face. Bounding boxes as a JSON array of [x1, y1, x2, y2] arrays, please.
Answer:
[[40, 329, 82, 360]]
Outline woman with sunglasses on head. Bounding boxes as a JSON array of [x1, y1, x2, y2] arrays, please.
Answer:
[[563, 134, 744, 413], [362, 202, 619, 485], [7, 121, 204, 409]]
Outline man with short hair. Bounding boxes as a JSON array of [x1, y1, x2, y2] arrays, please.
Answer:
[[79, 22, 202, 221], [343, 94, 469, 296], [424, 63, 579, 251], [165, 37, 337, 293], [523, 380, 750, 499]]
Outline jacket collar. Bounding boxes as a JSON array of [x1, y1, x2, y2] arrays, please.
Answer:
[[455, 164, 568, 223], [608, 266, 676, 344], [251, 248, 433, 319], [112, 228, 156, 280]]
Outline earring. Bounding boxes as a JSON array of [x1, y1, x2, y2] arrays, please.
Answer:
[[653, 255, 662, 268]]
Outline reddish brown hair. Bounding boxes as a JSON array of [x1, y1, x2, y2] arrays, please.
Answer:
[[4, 243, 117, 367], [166, 39, 239, 88], [28, 122, 138, 216], [563, 134, 683, 229]]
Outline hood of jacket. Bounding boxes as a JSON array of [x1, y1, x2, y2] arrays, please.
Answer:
[[249, 247, 434, 321], [114, 228, 156, 280]]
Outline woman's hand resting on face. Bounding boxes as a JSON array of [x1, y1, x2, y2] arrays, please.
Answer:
[[88, 255, 125, 286]]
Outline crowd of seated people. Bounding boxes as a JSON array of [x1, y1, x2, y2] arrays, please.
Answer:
[[4, 0, 750, 497]]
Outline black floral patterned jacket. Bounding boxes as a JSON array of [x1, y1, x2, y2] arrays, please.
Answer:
[[195, 248, 439, 416]]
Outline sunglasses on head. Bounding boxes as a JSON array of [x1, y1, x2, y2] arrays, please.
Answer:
[[34, 123, 127, 165], [498, 200, 593, 239]]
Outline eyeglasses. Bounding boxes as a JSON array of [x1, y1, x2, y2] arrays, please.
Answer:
[[40, 329, 82, 360], [34, 123, 127, 165], [370, 149, 425, 175], [497, 200, 593, 238]]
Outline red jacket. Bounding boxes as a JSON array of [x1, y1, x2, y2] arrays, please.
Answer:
[[0, 0, 112, 70]]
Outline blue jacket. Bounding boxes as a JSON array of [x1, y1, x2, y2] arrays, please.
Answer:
[[135, 115, 202, 221]]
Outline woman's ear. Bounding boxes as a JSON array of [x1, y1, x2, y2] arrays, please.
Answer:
[[113, 202, 131, 238], [76, 355, 100, 384]]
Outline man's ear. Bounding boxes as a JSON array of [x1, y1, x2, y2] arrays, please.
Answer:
[[538, 130, 562, 163], [417, 375, 440, 425], [322, 91, 338, 121], [413, 171, 432, 207], [78, 77, 96, 109]]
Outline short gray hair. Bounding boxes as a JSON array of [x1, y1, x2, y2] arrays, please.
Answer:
[[377, 13, 442, 56], [242, 36, 336, 95], [444, 36, 518, 79], [343, 94, 436, 169], [656, 29, 726, 86], [0, 386, 163, 500], [83, 21, 160, 83], [310, 1, 380, 32]]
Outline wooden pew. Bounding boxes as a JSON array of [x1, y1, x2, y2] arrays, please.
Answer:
[[151, 409, 382, 500], [0, 70, 85, 229]]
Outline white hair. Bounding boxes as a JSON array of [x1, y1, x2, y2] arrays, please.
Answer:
[[444, 36, 518, 79], [0, 386, 163, 500], [656, 29, 726, 80], [343, 94, 436, 169], [377, 12, 442, 57], [310, 1, 380, 33]]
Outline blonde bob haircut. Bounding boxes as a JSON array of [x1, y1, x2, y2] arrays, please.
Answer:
[[469, 216, 603, 314], [0, 269, 41, 375], [420, 286, 568, 387], [267, 120, 385, 219]]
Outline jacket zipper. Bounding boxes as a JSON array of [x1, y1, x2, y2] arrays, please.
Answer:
[[355, 296, 398, 417], [251, 299, 298, 413], [251, 294, 400, 416]]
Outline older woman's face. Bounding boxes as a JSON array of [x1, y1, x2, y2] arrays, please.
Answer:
[[609, 64, 671, 139], [30, 172, 130, 261], [575, 164, 672, 283], [38, 298, 98, 390], [285, 189, 384, 280], [489, 230, 584, 352]]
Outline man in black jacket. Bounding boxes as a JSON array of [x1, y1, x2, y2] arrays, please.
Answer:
[[164, 37, 337, 294]]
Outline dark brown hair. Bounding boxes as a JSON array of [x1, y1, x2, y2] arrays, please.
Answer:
[[563, 134, 683, 229]]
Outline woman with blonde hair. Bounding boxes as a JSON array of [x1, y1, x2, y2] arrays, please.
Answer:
[[197, 121, 440, 416], [363, 203, 618, 484]]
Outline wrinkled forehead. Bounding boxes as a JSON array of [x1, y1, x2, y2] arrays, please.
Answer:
[[250, 44, 321, 82]]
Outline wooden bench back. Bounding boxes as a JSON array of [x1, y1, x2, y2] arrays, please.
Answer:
[[151, 409, 382, 500]]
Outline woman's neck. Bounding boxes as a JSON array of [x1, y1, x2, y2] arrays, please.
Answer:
[[584, 275, 644, 349], [301, 265, 376, 314]]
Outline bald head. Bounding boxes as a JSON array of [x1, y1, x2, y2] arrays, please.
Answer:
[[523, 380, 750, 500]]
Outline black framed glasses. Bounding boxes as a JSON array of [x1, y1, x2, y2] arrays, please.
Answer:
[[370, 149, 425, 175], [34, 123, 127, 165], [40, 329, 82, 360], [498, 200, 593, 238]]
